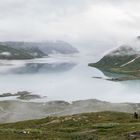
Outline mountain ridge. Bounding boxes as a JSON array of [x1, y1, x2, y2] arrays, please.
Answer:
[[0, 45, 34, 60], [0, 41, 79, 54], [0, 41, 78, 60], [89, 45, 140, 77]]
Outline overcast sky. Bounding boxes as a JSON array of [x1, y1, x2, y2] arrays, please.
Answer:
[[0, 0, 140, 52]]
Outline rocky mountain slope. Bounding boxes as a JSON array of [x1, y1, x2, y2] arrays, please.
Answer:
[[0, 41, 78, 60], [89, 45, 140, 77], [0, 45, 34, 60], [0, 41, 78, 56]]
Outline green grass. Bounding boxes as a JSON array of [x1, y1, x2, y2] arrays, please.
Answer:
[[89, 54, 140, 77], [0, 45, 34, 59], [0, 111, 139, 139]]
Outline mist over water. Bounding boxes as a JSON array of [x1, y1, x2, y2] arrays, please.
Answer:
[[0, 53, 139, 103], [0, 0, 140, 103]]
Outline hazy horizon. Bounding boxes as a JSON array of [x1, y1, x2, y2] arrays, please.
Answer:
[[0, 0, 140, 55]]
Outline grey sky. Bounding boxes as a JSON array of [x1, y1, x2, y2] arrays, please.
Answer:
[[0, 0, 140, 51]]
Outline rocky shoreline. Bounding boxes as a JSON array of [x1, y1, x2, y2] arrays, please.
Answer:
[[93, 76, 140, 81], [0, 91, 42, 100]]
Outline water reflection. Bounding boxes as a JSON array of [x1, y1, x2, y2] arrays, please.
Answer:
[[95, 69, 129, 78], [1, 62, 77, 74], [0, 56, 140, 103]]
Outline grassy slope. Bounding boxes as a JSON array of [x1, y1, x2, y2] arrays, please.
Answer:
[[0, 45, 34, 59], [18, 47, 47, 58], [0, 111, 139, 140], [88, 45, 140, 77], [89, 54, 140, 77]]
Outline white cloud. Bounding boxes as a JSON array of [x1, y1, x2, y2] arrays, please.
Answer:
[[0, 0, 140, 52]]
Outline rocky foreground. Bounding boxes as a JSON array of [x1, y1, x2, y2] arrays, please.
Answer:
[[0, 98, 139, 123], [0, 98, 139, 139]]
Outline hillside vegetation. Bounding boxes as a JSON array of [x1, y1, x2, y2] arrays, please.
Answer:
[[0, 41, 79, 60], [0, 41, 79, 56], [0, 45, 34, 60], [89, 45, 140, 79], [0, 111, 140, 140]]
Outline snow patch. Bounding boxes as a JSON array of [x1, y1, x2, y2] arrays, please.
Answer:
[[120, 56, 140, 67], [0, 52, 11, 56]]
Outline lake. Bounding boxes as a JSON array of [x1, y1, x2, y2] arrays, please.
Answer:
[[0, 54, 140, 103]]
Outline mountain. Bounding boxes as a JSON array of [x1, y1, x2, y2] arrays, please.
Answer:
[[0, 41, 79, 56], [0, 42, 46, 58], [0, 45, 34, 60], [0, 41, 78, 60], [38, 40, 79, 54], [89, 45, 140, 77]]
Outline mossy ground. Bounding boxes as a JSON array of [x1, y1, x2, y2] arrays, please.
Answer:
[[0, 111, 139, 139]]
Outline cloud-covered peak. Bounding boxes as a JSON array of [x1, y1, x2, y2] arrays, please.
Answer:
[[0, 0, 140, 53]]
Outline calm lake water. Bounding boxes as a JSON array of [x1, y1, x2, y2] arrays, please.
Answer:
[[0, 54, 140, 103]]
